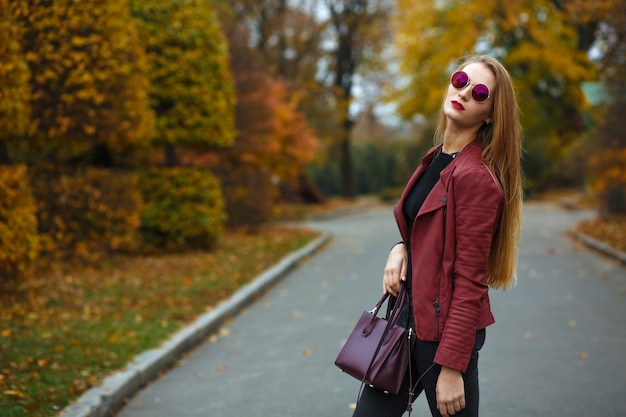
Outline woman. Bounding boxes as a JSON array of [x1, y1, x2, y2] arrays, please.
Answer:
[[353, 55, 523, 417]]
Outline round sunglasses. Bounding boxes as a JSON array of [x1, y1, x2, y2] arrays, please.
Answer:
[[450, 71, 491, 103]]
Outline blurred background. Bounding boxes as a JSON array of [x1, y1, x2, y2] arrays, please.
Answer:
[[1, 0, 624, 414], [2, 0, 625, 262]]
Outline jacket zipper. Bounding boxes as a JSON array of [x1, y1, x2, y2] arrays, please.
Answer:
[[433, 206, 446, 341]]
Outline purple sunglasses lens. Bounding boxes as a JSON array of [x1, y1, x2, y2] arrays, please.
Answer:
[[472, 84, 490, 102], [451, 71, 468, 88]]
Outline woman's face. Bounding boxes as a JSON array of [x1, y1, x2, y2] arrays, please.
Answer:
[[442, 62, 495, 130]]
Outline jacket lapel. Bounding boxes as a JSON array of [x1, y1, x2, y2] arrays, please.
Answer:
[[394, 147, 437, 241]]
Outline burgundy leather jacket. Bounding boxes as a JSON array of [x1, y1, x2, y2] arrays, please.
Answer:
[[394, 140, 503, 372]]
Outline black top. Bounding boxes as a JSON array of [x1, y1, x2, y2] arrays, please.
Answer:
[[402, 149, 456, 288], [403, 150, 456, 230]]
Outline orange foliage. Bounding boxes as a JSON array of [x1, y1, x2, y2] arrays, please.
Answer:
[[210, 23, 319, 185]]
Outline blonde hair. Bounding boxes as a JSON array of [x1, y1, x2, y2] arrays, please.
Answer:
[[436, 55, 523, 290]]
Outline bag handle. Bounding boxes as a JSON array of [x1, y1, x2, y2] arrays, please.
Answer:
[[361, 282, 408, 363], [363, 283, 407, 337]]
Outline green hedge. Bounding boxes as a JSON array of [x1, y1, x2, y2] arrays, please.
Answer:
[[0, 164, 39, 282], [138, 168, 226, 252]]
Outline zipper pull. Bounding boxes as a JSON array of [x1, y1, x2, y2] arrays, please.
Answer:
[[433, 300, 441, 315], [408, 327, 413, 340]]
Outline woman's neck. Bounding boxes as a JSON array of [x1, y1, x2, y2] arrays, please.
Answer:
[[442, 124, 479, 154]]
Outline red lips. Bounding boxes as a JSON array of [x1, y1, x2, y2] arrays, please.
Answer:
[[451, 100, 465, 111]]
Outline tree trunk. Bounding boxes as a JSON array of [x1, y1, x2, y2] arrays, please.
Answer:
[[164, 142, 178, 167], [0, 140, 11, 165], [338, 124, 354, 198]]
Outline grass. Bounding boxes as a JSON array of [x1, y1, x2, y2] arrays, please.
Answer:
[[0, 225, 320, 417]]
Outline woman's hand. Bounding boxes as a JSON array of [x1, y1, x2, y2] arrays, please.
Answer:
[[382, 242, 408, 296], [436, 366, 466, 417]]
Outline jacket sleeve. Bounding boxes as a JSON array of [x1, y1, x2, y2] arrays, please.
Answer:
[[434, 168, 503, 372]]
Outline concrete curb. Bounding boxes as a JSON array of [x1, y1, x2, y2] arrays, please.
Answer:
[[552, 198, 626, 265], [59, 232, 332, 417], [569, 230, 626, 264]]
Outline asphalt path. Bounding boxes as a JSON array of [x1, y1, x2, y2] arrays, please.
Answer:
[[117, 201, 626, 417]]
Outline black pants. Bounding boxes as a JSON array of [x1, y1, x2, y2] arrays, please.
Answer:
[[352, 304, 486, 417]]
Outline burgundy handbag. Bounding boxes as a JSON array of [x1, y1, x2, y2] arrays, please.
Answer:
[[335, 283, 413, 395]]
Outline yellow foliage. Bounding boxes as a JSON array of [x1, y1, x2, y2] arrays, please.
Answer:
[[392, 0, 595, 156], [0, 3, 30, 139], [130, 0, 235, 150], [10, 0, 156, 160], [0, 164, 39, 281], [138, 168, 226, 252], [30, 167, 144, 259]]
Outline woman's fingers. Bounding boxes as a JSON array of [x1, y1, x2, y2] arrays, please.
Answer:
[[382, 243, 407, 295]]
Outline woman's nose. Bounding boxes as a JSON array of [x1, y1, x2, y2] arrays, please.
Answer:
[[458, 85, 471, 100]]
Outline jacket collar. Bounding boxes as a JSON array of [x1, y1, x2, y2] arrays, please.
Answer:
[[394, 139, 484, 241]]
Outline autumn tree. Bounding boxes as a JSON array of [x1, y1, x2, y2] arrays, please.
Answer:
[[129, 0, 235, 167], [392, 0, 596, 190], [9, 0, 155, 166], [0, 3, 38, 281], [220, 0, 325, 85], [212, 0, 328, 179], [321, 0, 392, 197], [567, 0, 626, 214], [202, 6, 321, 223], [228, 58, 319, 184], [0, 1, 30, 164]]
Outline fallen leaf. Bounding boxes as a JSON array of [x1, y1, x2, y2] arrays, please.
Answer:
[[292, 311, 301, 318], [301, 349, 311, 356], [568, 320, 577, 327], [26, 403, 41, 412], [349, 403, 357, 409], [4, 389, 26, 398], [217, 364, 228, 372], [523, 332, 532, 339], [578, 352, 588, 359]]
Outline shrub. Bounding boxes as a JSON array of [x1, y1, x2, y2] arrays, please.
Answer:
[[588, 101, 626, 216], [378, 186, 404, 203], [215, 164, 274, 227], [138, 168, 226, 252], [31, 167, 143, 259], [0, 164, 39, 282]]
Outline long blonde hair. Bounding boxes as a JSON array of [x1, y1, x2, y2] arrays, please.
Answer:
[[436, 55, 523, 290]]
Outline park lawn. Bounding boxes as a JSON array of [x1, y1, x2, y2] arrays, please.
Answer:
[[0, 226, 319, 417]]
